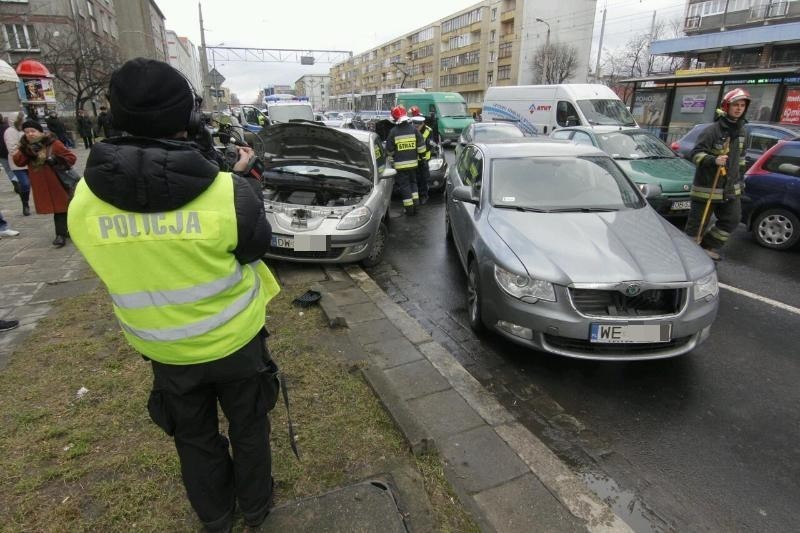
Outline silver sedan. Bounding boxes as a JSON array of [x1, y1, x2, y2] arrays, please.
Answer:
[[444, 141, 719, 360]]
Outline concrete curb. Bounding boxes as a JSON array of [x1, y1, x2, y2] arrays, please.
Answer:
[[339, 265, 633, 533]]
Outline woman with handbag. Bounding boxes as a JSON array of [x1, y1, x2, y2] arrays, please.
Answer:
[[12, 120, 77, 247]]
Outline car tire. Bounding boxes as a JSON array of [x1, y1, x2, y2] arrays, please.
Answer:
[[467, 260, 484, 333], [444, 201, 453, 242], [753, 208, 800, 250], [362, 222, 387, 268]]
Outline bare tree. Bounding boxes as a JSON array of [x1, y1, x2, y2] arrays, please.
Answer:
[[531, 43, 578, 84], [36, 15, 121, 114]]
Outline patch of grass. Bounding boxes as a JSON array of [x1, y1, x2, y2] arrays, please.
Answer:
[[0, 273, 478, 531]]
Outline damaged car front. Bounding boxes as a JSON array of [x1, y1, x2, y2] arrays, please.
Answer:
[[256, 122, 395, 266]]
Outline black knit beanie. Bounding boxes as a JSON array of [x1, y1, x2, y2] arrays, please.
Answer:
[[21, 120, 43, 133], [109, 57, 195, 138]]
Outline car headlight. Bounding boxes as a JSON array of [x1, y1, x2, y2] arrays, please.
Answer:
[[494, 264, 555, 303], [693, 271, 718, 300], [428, 158, 444, 171], [336, 206, 372, 230]]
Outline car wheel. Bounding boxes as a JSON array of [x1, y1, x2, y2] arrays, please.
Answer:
[[753, 208, 800, 250], [444, 200, 453, 242], [467, 260, 484, 333], [361, 222, 387, 268]]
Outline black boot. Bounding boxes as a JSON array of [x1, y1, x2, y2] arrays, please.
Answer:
[[20, 189, 30, 216], [404, 205, 415, 216], [52, 235, 66, 247]]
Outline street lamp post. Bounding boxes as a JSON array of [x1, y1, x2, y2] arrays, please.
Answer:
[[535, 18, 551, 47]]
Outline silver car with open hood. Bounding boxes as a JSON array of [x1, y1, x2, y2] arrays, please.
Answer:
[[256, 122, 395, 266]]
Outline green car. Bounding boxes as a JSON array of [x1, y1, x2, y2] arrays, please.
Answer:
[[551, 127, 694, 218]]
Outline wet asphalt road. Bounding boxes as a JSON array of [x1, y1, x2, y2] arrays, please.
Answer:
[[367, 149, 800, 532]]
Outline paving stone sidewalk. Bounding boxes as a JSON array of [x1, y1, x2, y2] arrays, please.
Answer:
[[0, 146, 96, 368]]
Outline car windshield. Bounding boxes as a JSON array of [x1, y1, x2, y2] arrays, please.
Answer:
[[437, 102, 469, 117], [577, 99, 637, 126], [490, 155, 644, 211], [595, 131, 675, 159], [474, 125, 525, 142], [269, 105, 314, 123]]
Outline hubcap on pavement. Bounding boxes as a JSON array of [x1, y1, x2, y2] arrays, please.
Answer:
[[758, 214, 793, 246]]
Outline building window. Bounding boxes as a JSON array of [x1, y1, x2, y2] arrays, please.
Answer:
[[498, 42, 512, 59], [441, 8, 482, 34], [2, 23, 38, 51], [441, 50, 480, 69], [410, 27, 434, 44], [487, 70, 494, 85], [440, 69, 480, 87], [490, 30, 496, 42], [491, 8, 497, 21], [497, 65, 511, 79]]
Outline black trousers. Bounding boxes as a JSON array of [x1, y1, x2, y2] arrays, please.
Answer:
[[416, 160, 430, 200], [684, 197, 741, 250], [82, 134, 93, 149], [148, 330, 276, 531], [54, 212, 68, 237], [395, 168, 418, 207]]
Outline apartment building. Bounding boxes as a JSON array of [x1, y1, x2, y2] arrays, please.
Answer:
[[628, 0, 800, 138], [166, 30, 202, 93], [329, 0, 597, 113], [295, 74, 330, 111], [0, 0, 119, 114], [114, 0, 167, 63]]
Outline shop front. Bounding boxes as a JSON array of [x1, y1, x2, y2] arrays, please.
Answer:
[[625, 67, 800, 142]]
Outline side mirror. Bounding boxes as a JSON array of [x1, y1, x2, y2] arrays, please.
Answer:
[[639, 183, 662, 199], [380, 167, 397, 180], [452, 185, 478, 204]]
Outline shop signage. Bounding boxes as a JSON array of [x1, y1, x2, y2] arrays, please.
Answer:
[[680, 95, 707, 113], [781, 88, 800, 125], [675, 67, 731, 76]]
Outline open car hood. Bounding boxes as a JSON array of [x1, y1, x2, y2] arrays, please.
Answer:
[[255, 122, 374, 180]]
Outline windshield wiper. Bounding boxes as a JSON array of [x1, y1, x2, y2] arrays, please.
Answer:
[[548, 207, 619, 213], [494, 204, 550, 213]]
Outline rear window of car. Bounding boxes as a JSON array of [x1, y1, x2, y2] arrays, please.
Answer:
[[763, 143, 800, 175]]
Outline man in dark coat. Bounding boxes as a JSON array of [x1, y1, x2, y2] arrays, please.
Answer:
[[45, 112, 71, 147], [76, 108, 94, 148], [97, 105, 110, 138]]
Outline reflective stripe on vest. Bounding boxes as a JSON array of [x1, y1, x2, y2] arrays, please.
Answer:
[[111, 263, 244, 309], [120, 262, 261, 342]]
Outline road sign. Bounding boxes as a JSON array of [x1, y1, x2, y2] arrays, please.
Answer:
[[208, 68, 225, 87]]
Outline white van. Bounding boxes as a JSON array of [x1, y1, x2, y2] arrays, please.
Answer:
[[482, 84, 638, 136]]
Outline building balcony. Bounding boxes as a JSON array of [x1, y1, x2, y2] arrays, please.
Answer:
[[501, 10, 515, 22]]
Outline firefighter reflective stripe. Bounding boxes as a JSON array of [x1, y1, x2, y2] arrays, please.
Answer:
[[412, 192, 419, 200], [110, 263, 244, 309], [708, 226, 731, 242], [395, 134, 417, 151], [421, 127, 432, 160], [403, 198, 414, 206], [394, 159, 418, 170], [690, 185, 724, 200], [692, 152, 711, 166], [119, 263, 262, 342]]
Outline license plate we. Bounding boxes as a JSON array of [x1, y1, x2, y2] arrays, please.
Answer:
[[671, 200, 691, 211], [590, 323, 671, 343], [271, 234, 328, 252]]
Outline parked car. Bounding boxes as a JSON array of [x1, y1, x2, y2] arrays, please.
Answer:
[[257, 123, 395, 266], [455, 121, 526, 160], [444, 140, 719, 360], [741, 139, 800, 250], [551, 127, 694, 218], [671, 122, 800, 169]]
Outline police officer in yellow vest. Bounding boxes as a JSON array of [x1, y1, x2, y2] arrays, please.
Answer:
[[68, 58, 280, 532]]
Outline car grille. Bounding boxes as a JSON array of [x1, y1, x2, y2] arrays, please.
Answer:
[[267, 247, 344, 260], [544, 334, 693, 355], [569, 288, 684, 317]]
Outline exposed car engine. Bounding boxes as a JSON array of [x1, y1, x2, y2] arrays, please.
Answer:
[[263, 186, 365, 207]]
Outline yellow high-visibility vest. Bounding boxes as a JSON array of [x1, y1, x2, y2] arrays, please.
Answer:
[[67, 172, 280, 364]]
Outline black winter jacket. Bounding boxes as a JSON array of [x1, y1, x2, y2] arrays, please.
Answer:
[[689, 113, 746, 202], [83, 137, 270, 264]]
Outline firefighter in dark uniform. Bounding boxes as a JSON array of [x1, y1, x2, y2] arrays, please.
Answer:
[[409, 106, 433, 205], [684, 88, 750, 261], [386, 105, 426, 215]]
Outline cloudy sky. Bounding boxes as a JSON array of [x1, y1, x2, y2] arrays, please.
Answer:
[[155, 0, 686, 102]]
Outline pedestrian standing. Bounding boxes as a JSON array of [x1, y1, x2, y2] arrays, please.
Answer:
[[385, 105, 426, 216], [97, 105, 110, 138], [409, 106, 432, 205], [46, 112, 71, 147], [76, 109, 94, 149], [67, 58, 280, 532], [3, 112, 32, 216], [12, 120, 76, 247], [684, 89, 750, 261]]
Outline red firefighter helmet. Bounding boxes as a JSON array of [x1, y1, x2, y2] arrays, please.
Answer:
[[720, 88, 751, 114], [409, 105, 422, 117], [390, 105, 407, 122]]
